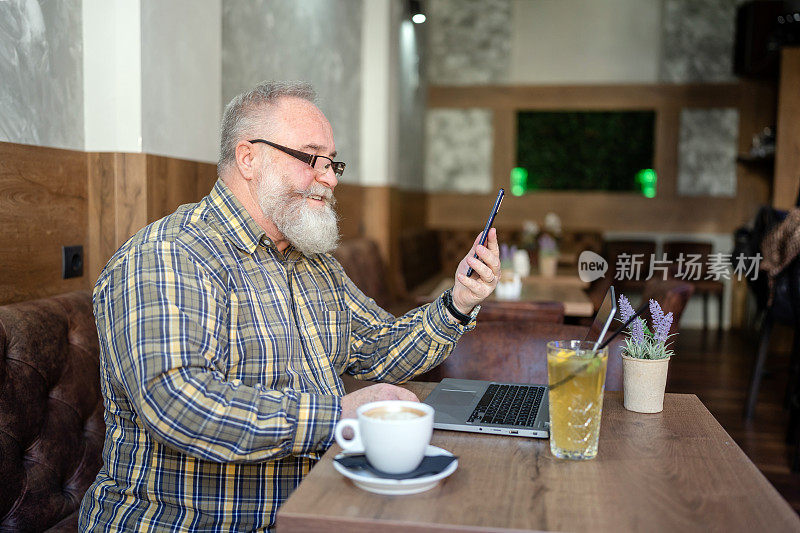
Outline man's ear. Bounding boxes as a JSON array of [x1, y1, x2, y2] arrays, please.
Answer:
[[235, 141, 258, 181]]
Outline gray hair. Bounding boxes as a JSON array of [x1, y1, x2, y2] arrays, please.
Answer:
[[218, 81, 317, 174]]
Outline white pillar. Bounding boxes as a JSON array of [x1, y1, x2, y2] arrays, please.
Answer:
[[82, 0, 142, 152], [359, 0, 398, 186]]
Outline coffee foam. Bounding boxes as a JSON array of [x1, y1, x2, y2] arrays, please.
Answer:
[[364, 406, 426, 421]]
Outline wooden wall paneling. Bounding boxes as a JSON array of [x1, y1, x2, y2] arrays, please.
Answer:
[[0, 142, 89, 304], [428, 84, 744, 110], [147, 154, 193, 221], [146, 155, 218, 222], [197, 162, 219, 200], [394, 189, 428, 235], [332, 182, 365, 241], [729, 82, 777, 328], [1, 144, 221, 304], [735, 79, 776, 331], [87, 152, 147, 282], [654, 105, 679, 199], [729, 277, 750, 330], [87, 152, 119, 283], [773, 47, 800, 209], [739, 80, 776, 205], [492, 109, 516, 192], [112, 153, 148, 250], [362, 186, 392, 262], [426, 190, 745, 234], [735, 81, 777, 225]]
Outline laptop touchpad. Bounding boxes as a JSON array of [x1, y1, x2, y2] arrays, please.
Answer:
[[436, 389, 478, 405]]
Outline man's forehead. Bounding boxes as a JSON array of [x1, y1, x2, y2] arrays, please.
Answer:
[[269, 97, 335, 154]]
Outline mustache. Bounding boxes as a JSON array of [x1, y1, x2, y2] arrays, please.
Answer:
[[298, 183, 336, 207]]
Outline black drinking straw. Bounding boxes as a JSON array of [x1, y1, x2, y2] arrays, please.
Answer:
[[549, 302, 648, 391]]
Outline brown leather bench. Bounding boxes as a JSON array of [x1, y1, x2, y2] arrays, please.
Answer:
[[0, 291, 104, 532]]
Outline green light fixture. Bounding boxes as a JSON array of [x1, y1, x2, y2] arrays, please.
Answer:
[[510, 167, 528, 196], [636, 168, 657, 198]]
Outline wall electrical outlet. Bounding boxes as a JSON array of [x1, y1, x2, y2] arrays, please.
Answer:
[[62, 245, 84, 279]]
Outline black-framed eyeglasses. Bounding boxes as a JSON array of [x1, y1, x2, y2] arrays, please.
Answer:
[[249, 139, 346, 177]]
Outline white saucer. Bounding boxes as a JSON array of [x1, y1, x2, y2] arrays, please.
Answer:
[[333, 445, 458, 495]]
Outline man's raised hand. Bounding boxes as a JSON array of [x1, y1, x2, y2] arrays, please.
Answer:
[[451, 228, 501, 314]]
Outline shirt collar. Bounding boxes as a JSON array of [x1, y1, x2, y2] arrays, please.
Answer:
[[208, 179, 271, 254]]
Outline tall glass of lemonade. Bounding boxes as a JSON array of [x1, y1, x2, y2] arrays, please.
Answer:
[[547, 340, 608, 460]]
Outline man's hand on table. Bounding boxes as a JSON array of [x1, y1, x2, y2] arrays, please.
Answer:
[[452, 227, 501, 314], [340, 383, 419, 419]]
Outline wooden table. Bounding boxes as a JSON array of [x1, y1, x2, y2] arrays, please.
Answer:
[[426, 276, 594, 318], [277, 382, 800, 532]]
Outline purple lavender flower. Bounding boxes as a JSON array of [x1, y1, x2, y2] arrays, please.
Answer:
[[618, 294, 634, 322], [618, 294, 645, 345], [649, 299, 673, 344], [655, 312, 673, 344], [631, 317, 645, 345], [649, 299, 664, 331]]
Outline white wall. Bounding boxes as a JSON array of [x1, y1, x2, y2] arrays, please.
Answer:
[[509, 0, 662, 84], [83, 0, 142, 152], [141, 0, 221, 163]]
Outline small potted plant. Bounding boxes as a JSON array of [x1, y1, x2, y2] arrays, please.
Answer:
[[537, 233, 559, 277], [617, 294, 675, 413], [520, 220, 539, 264]]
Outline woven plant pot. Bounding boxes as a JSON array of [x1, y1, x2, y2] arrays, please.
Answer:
[[622, 355, 670, 413]]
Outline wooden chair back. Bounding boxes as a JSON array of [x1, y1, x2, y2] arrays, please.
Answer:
[[417, 323, 623, 391], [640, 278, 695, 337], [477, 300, 564, 323]]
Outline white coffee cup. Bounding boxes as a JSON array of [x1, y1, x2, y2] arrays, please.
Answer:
[[334, 400, 434, 474]]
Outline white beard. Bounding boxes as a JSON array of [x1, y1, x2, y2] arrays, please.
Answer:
[[256, 164, 340, 256]]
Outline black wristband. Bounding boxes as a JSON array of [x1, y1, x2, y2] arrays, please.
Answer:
[[443, 289, 473, 325]]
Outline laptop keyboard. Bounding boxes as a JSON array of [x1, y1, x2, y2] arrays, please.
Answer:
[[466, 383, 546, 427]]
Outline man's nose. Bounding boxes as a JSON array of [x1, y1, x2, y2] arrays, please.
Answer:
[[316, 167, 338, 190]]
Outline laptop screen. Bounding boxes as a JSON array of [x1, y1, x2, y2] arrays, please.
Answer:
[[582, 286, 616, 350]]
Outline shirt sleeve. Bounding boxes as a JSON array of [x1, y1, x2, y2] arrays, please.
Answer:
[[95, 241, 341, 463], [338, 267, 476, 383]]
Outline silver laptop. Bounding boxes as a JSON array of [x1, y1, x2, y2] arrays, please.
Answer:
[[423, 287, 616, 438]]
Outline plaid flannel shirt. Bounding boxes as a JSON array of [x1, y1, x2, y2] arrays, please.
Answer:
[[79, 179, 474, 532]]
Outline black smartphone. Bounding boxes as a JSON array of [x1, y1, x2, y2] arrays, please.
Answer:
[[466, 188, 504, 278]]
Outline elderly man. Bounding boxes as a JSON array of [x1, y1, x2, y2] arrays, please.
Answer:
[[79, 81, 500, 531]]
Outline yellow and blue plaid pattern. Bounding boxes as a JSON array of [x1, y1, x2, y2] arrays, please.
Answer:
[[79, 179, 473, 531]]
